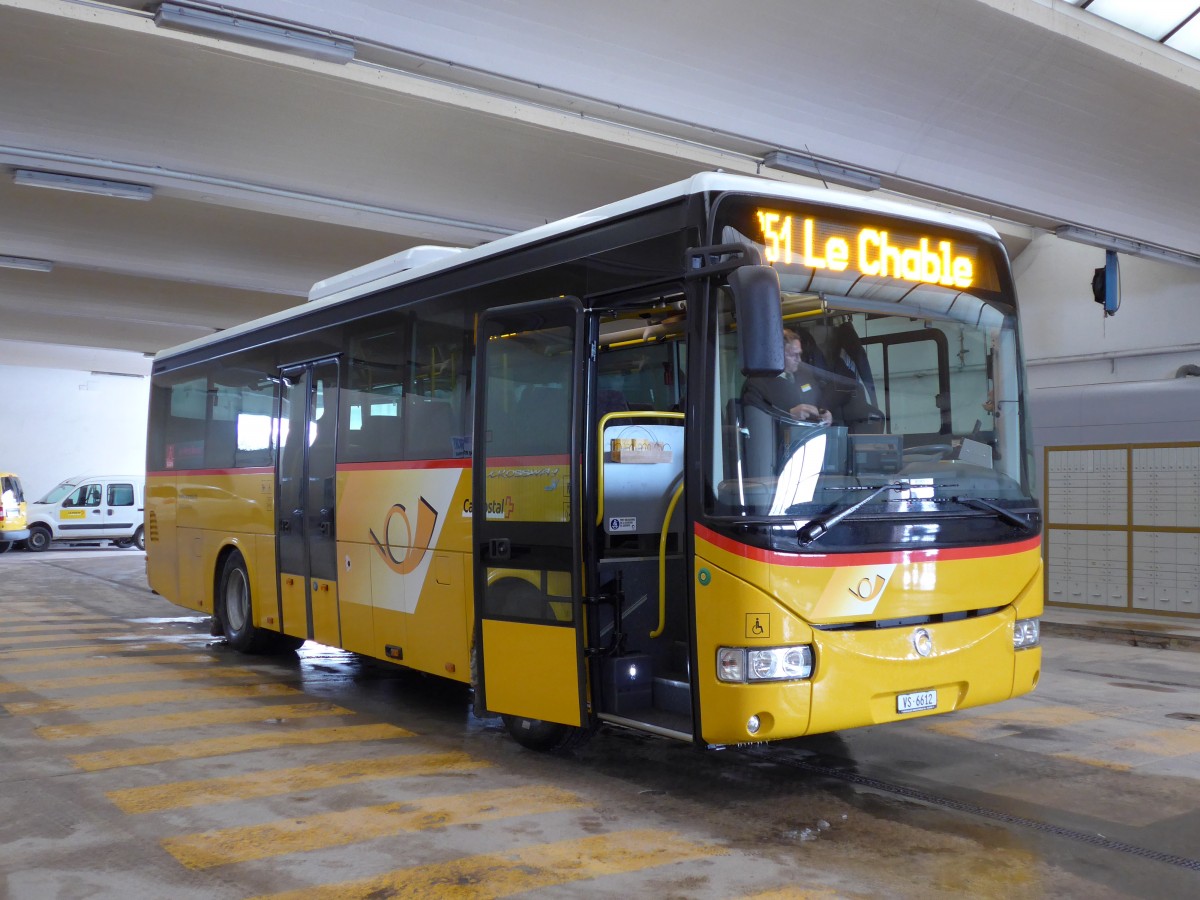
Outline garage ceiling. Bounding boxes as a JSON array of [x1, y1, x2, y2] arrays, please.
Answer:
[[2, 0, 1198, 364]]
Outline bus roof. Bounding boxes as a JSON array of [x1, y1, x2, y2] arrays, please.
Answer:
[[154, 172, 1001, 363]]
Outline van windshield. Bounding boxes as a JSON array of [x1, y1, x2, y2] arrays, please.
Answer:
[[37, 480, 80, 504]]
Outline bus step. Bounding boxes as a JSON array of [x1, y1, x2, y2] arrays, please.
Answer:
[[602, 654, 653, 714], [652, 676, 691, 716]]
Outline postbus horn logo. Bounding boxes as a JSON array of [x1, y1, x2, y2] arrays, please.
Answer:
[[369, 497, 439, 575], [849, 573, 888, 603]]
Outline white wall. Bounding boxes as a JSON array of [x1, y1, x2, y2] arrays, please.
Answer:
[[0, 342, 150, 499], [1015, 234, 1200, 390], [1015, 234, 1200, 508]]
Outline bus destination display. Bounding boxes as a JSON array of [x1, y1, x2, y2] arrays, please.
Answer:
[[754, 208, 977, 289]]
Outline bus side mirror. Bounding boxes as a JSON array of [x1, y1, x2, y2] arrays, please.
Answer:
[[728, 265, 785, 376]]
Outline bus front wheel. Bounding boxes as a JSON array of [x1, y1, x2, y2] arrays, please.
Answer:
[[501, 714, 594, 752]]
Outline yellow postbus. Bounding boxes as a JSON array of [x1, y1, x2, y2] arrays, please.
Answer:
[[146, 173, 1042, 750]]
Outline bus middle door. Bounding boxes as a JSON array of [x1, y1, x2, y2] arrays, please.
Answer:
[[276, 359, 341, 646], [472, 298, 588, 733]]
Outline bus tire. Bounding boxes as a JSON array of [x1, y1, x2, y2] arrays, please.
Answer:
[[501, 714, 595, 752], [25, 524, 52, 553], [0, 541, 10, 554], [218, 551, 267, 654]]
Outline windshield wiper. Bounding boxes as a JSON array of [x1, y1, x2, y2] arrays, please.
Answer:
[[949, 496, 1034, 531], [797, 480, 909, 545]]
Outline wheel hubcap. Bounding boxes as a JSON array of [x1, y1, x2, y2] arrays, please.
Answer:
[[225, 570, 249, 631]]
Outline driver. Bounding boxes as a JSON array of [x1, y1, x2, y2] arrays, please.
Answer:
[[743, 327, 833, 424]]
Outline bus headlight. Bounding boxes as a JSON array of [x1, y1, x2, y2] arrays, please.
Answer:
[[717, 645, 813, 683], [1014, 617, 1040, 649]]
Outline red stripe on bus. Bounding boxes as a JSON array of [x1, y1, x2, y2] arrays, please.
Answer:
[[336, 459, 470, 472], [147, 467, 274, 477], [149, 457, 562, 476], [485, 455, 571, 467], [694, 522, 1040, 567]]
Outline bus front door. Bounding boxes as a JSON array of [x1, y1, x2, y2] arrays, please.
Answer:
[[276, 359, 341, 646], [473, 298, 588, 730]]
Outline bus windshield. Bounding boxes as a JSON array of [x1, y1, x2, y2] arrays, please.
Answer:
[[710, 289, 1034, 522]]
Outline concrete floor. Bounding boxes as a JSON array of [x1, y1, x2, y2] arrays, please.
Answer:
[[1, 549, 1198, 898]]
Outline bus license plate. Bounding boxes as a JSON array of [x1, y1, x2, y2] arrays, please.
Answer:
[[897, 689, 937, 714]]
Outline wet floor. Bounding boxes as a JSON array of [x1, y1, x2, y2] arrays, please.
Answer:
[[1, 550, 1198, 898]]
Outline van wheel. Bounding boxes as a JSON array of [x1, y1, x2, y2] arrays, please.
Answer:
[[133, 526, 145, 551], [25, 525, 52, 553], [501, 714, 595, 752]]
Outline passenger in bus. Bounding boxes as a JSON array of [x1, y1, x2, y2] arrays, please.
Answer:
[[742, 327, 833, 424]]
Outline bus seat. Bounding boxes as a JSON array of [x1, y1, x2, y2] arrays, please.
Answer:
[[403, 395, 454, 459], [360, 411, 402, 459], [204, 419, 237, 468], [598, 389, 628, 419], [510, 386, 566, 455]]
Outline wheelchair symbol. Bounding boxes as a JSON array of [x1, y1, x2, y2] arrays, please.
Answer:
[[745, 613, 770, 638]]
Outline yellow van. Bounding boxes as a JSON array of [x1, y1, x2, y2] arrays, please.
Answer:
[[0, 472, 29, 553]]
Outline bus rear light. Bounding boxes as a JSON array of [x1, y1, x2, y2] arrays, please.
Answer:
[[717, 645, 813, 683]]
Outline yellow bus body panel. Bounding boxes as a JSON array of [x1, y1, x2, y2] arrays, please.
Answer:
[[145, 476, 179, 604], [336, 465, 473, 682], [481, 618, 581, 726], [693, 530, 1043, 745], [310, 578, 340, 646], [277, 571, 306, 636], [149, 466, 476, 682]]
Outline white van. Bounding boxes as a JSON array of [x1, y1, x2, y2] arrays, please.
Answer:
[[25, 475, 145, 552]]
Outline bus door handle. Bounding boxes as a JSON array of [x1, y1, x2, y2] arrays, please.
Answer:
[[280, 508, 304, 533], [318, 507, 334, 537]]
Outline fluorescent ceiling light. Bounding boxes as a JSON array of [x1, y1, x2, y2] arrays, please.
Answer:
[[762, 150, 881, 191], [1055, 224, 1200, 269], [13, 169, 154, 201], [154, 2, 355, 64], [0, 254, 54, 272]]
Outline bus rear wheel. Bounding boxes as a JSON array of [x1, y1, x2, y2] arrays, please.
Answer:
[[219, 552, 261, 653], [501, 714, 595, 752], [218, 551, 303, 654]]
